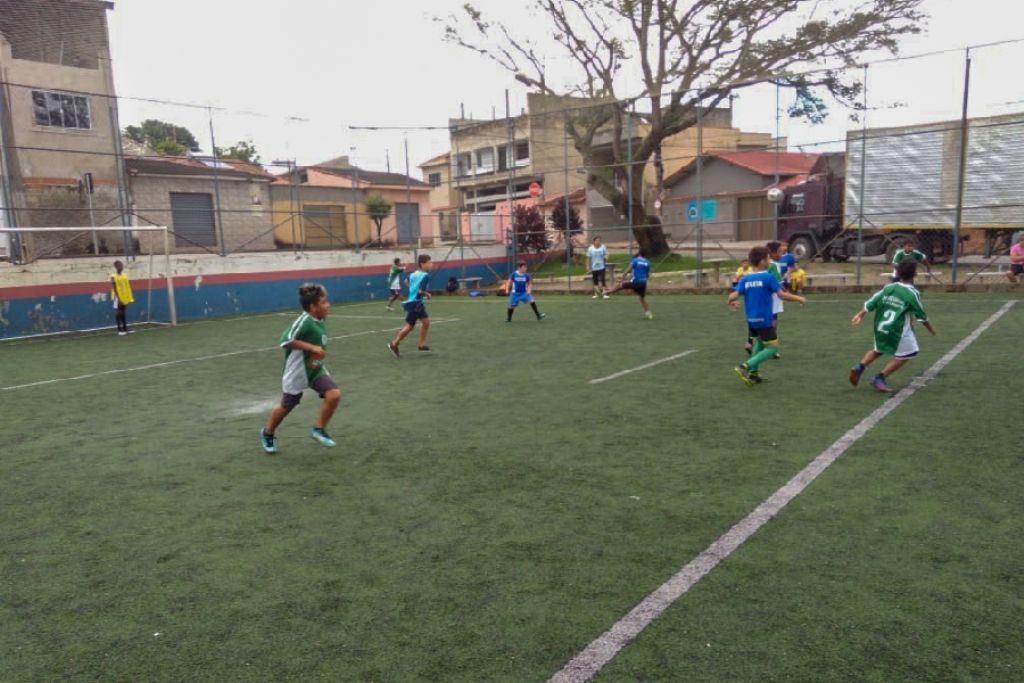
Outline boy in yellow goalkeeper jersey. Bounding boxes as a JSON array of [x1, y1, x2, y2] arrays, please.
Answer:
[[110, 260, 134, 336]]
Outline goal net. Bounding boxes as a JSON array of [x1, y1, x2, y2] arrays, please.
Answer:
[[0, 225, 178, 340]]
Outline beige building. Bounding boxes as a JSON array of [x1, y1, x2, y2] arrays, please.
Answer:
[[0, 0, 123, 260], [126, 156, 275, 255]]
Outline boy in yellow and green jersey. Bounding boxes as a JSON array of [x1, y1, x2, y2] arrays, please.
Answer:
[[110, 260, 134, 336], [261, 283, 342, 453], [850, 260, 936, 393], [386, 257, 405, 311]]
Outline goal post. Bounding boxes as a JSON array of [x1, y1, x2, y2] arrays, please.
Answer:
[[0, 225, 177, 335]]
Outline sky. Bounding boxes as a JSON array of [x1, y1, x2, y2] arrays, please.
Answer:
[[106, 0, 1024, 178]]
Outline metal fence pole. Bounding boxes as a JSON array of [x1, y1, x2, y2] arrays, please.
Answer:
[[564, 111, 572, 291], [626, 101, 634, 257], [952, 48, 973, 286], [696, 99, 704, 288], [207, 108, 226, 257], [856, 65, 869, 287]]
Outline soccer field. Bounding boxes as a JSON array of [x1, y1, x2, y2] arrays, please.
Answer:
[[2, 292, 1022, 682]]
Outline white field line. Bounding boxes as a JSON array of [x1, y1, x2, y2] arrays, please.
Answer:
[[588, 350, 698, 385], [550, 300, 1016, 683], [1, 319, 460, 392]]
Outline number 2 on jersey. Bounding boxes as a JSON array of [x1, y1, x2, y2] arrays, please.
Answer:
[[878, 309, 898, 333]]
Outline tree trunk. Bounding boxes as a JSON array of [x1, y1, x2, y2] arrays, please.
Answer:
[[626, 171, 670, 257]]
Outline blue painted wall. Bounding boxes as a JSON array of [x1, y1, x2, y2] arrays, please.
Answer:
[[0, 262, 505, 339]]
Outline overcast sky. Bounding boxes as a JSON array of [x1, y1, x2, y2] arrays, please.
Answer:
[[107, 0, 1024, 177]]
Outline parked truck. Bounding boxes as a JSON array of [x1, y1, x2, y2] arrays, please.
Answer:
[[778, 112, 1024, 262]]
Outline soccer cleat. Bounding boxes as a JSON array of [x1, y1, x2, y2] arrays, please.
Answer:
[[592, 294, 599, 299], [387, 342, 400, 358], [644, 311, 653, 320], [734, 365, 755, 387], [602, 294, 610, 299], [260, 428, 277, 454], [118, 331, 127, 336], [871, 374, 894, 393], [744, 342, 753, 356], [310, 428, 336, 447], [849, 364, 864, 387], [386, 305, 394, 311], [417, 345, 431, 352], [537, 313, 546, 321]]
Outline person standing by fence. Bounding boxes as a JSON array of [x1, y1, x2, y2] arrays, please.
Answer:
[[110, 260, 134, 336]]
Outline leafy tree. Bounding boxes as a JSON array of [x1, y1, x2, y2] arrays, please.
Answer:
[[124, 119, 199, 155], [549, 200, 584, 257], [364, 194, 393, 244], [512, 204, 549, 254], [445, 0, 924, 256], [217, 140, 261, 164]]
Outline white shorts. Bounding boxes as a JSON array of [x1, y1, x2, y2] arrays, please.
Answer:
[[772, 293, 784, 315], [876, 325, 920, 358]]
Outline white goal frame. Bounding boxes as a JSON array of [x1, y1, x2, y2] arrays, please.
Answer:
[[1, 225, 178, 329]]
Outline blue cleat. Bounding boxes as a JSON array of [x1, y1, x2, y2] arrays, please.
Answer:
[[260, 428, 277, 454], [871, 374, 893, 393], [310, 428, 337, 447]]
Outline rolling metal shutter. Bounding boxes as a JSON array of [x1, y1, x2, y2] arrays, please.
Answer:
[[169, 192, 217, 247]]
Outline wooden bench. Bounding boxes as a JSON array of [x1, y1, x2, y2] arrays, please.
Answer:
[[457, 277, 483, 291]]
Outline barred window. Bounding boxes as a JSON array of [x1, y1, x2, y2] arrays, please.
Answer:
[[32, 90, 91, 129]]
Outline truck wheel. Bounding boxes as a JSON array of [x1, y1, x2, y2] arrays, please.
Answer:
[[789, 235, 816, 262]]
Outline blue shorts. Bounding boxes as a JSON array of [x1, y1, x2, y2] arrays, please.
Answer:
[[508, 292, 534, 307], [403, 300, 428, 325]]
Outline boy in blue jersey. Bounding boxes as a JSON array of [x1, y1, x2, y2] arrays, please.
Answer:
[[505, 261, 546, 322], [728, 246, 806, 386], [606, 248, 654, 319], [387, 254, 432, 357]]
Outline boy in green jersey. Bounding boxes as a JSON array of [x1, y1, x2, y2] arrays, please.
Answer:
[[386, 257, 405, 311], [890, 240, 927, 282], [850, 260, 936, 393], [261, 284, 341, 453]]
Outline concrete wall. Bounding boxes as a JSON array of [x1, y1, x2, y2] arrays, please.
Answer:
[[0, 245, 510, 338], [130, 175, 274, 254], [270, 185, 365, 247]]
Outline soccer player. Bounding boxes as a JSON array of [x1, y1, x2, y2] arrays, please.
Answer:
[[110, 260, 134, 336], [587, 235, 610, 298], [890, 240, 927, 282], [850, 260, 936, 393], [388, 254, 432, 357], [788, 262, 807, 294], [385, 257, 404, 311], [505, 261, 545, 322], [729, 245, 806, 386], [766, 241, 788, 326], [606, 248, 653, 319], [777, 241, 797, 285], [1007, 232, 1024, 283], [732, 258, 754, 286], [261, 284, 341, 454]]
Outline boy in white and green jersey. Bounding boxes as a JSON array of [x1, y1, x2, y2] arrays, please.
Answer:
[[850, 260, 936, 393], [260, 284, 341, 453], [386, 257, 404, 311], [890, 241, 927, 281]]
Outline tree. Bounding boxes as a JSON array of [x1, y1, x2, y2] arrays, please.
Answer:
[[512, 204, 549, 254], [217, 140, 261, 164], [445, 0, 924, 256], [364, 194, 393, 245], [549, 201, 584, 257], [124, 119, 199, 155]]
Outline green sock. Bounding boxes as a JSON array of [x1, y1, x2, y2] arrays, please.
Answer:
[[747, 346, 779, 372]]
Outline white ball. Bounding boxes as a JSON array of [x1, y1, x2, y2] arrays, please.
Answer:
[[766, 188, 784, 204]]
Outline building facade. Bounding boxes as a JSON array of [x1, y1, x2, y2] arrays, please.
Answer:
[[0, 0, 122, 261]]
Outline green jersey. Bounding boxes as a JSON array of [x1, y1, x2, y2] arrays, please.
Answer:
[[863, 282, 927, 355], [279, 312, 328, 394], [388, 265, 404, 290], [768, 262, 783, 283], [892, 249, 926, 265]]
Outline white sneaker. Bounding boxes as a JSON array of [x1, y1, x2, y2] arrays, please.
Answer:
[[602, 294, 610, 299], [592, 294, 598, 299], [386, 306, 393, 311], [118, 331, 127, 336], [644, 311, 653, 320]]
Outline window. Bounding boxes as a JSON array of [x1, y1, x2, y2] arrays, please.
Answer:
[[475, 147, 494, 174], [515, 140, 530, 164], [789, 192, 806, 213], [32, 90, 91, 129], [456, 152, 473, 178], [498, 145, 509, 172], [428, 172, 442, 188]]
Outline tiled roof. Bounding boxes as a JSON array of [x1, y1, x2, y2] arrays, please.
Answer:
[[419, 152, 451, 168], [665, 151, 819, 186], [310, 166, 430, 189], [126, 156, 274, 180]]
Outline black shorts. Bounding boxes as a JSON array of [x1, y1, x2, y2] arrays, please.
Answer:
[[403, 300, 429, 325], [281, 374, 338, 410], [592, 268, 606, 286], [623, 281, 647, 297], [747, 326, 778, 343], [1012, 264, 1024, 275]]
